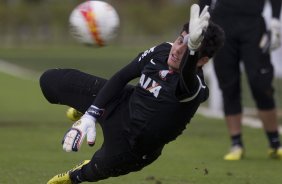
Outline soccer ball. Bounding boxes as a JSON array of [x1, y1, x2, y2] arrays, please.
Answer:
[[69, 0, 120, 46]]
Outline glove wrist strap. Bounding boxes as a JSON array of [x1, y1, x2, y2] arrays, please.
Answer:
[[86, 105, 104, 119]]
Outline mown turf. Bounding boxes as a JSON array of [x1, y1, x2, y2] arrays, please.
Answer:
[[0, 46, 282, 184]]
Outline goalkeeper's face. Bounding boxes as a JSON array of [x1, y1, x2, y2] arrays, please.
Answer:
[[167, 31, 188, 72]]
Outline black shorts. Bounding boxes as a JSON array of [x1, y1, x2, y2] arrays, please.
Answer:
[[212, 15, 275, 115]]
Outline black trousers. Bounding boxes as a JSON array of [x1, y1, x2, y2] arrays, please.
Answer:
[[40, 68, 163, 182], [212, 15, 275, 115]]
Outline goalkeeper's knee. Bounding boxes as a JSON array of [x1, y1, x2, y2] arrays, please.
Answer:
[[40, 69, 60, 104]]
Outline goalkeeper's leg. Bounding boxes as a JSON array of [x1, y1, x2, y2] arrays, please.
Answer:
[[47, 147, 163, 183], [39, 68, 107, 112], [47, 160, 90, 184]]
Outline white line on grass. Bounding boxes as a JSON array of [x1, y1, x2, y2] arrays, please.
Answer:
[[0, 59, 39, 81], [198, 107, 282, 134]]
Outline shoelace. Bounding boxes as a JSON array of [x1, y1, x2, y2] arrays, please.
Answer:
[[58, 171, 69, 178], [57, 161, 85, 178]]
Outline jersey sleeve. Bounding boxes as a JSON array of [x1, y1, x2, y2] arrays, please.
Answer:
[[92, 45, 159, 108], [176, 50, 202, 102]]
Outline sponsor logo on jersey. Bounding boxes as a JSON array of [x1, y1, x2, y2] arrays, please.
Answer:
[[159, 70, 172, 81], [139, 73, 162, 98]]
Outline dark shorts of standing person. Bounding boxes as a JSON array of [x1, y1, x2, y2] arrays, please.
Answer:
[[211, 15, 275, 115]]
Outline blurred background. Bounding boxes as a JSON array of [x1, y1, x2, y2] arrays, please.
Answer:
[[0, 0, 196, 47], [0, 1, 282, 183], [0, 0, 280, 111]]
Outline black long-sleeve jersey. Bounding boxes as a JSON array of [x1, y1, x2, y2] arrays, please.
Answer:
[[199, 0, 281, 18], [94, 42, 209, 150]]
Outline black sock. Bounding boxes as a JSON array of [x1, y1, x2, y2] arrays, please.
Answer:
[[231, 134, 243, 147], [266, 131, 281, 149]]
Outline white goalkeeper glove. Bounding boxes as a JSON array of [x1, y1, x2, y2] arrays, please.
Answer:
[[62, 114, 96, 152], [260, 18, 281, 52], [269, 18, 281, 50], [186, 4, 210, 51]]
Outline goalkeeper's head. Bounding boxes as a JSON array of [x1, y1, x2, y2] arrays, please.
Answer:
[[181, 20, 225, 59]]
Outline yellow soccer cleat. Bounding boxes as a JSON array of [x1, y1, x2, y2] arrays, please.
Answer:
[[66, 108, 83, 122], [47, 171, 71, 184], [268, 147, 282, 159], [224, 145, 244, 161], [47, 160, 90, 184]]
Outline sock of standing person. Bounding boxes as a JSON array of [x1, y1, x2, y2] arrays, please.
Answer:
[[231, 134, 243, 147], [266, 131, 281, 149]]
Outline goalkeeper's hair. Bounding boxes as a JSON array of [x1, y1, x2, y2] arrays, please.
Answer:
[[182, 21, 225, 58]]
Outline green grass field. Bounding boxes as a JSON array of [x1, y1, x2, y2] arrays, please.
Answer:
[[0, 46, 281, 184]]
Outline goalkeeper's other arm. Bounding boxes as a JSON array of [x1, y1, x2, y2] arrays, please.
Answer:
[[62, 105, 104, 152]]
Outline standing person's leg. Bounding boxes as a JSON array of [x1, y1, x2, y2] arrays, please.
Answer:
[[241, 16, 282, 159], [39, 68, 107, 112], [258, 109, 282, 158], [212, 17, 245, 160], [213, 40, 244, 160]]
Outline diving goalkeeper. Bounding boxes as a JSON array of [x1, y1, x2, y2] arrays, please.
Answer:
[[40, 4, 224, 184]]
